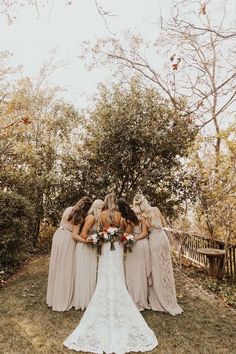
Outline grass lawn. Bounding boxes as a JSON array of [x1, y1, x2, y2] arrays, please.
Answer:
[[0, 256, 236, 354]]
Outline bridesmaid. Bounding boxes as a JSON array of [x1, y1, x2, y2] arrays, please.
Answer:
[[72, 199, 104, 310], [133, 194, 183, 316], [118, 198, 151, 311], [46, 196, 92, 312]]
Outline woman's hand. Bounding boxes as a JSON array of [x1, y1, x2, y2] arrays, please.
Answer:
[[79, 236, 91, 244], [72, 224, 81, 241]]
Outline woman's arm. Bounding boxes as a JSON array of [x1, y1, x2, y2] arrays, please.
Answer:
[[135, 218, 148, 241], [72, 224, 87, 243], [80, 214, 96, 240], [123, 220, 133, 234]]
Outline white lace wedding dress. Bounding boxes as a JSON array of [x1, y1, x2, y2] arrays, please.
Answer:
[[63, 242, 158, 354]]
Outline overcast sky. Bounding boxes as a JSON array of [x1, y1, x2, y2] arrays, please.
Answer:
[[1, 0, 235, 109], [0, 0, 165, 107]]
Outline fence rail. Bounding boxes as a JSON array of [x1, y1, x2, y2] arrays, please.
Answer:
[[165, 228, 236, 281]]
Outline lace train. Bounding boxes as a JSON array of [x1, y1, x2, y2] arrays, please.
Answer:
[[64, 242, 158, 354], [149, 228, 183, 316]]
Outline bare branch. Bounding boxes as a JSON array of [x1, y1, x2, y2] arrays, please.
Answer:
[[94, 0, 116, 35]]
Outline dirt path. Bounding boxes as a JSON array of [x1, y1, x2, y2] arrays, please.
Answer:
[[0, 256, 236, 354]]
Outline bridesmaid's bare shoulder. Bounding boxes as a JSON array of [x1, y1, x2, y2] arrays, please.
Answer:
[[85, 214, 96, 222]]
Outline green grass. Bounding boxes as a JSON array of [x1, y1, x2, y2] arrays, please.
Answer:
[[0, 256, 236, 354], [178, 258, 236, 309]]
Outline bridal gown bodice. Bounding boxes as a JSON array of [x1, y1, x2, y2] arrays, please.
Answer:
[[64, 241, 158, 354]]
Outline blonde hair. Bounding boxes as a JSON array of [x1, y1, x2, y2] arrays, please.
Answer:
[[103, 192, 119, 224], [133, 194, 160, 228], [87, 199, 104, 221]]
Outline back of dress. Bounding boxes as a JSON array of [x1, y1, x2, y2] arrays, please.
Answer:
[[148, 208, 162, 232], [46, 206, 75, 312], [148, 208, 183, 316], [64, 210, 158, 354], [59, 207, 73, 232]]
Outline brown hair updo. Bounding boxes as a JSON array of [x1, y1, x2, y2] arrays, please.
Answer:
[[68, 196, 92, 225]]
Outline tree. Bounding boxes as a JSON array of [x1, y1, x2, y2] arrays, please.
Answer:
[[0, 75, 83, 245], [82, 0, 236, 237], [192, 124, 236, 244], [74, 78, 197, 217], [83, 0, 236, 159]]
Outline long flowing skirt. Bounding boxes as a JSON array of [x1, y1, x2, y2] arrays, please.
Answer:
[[64, 242, 158, 354], [148, 228, 183, 316], [46, 228, 75, 311], [72, 243, 97, 310], [125, 238, 151, 311]]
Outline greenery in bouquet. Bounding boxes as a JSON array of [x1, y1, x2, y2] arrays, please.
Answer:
[[87, 231, 103, 255], [102, 226, 124, 251]]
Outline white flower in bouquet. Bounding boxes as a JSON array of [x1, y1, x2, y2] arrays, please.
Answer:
[[121, 233, 136, 253], [103, 232, 109, 240], [87, 231, 102, 255], [89, 233, 98, 245], [107, 227, 118, 235], [126, 234, 135, 241]]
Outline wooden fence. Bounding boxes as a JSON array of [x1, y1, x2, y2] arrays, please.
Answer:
[[165, 228, 236, 282]]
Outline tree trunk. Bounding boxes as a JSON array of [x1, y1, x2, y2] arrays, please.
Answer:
[[33, 216, 41, 247]]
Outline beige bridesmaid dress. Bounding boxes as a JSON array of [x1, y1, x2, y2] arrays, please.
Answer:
[[46, 207, 75, 311], [148, 215, 183, 315], [72, 225, 98, 310], [124, 224, 151, 311]]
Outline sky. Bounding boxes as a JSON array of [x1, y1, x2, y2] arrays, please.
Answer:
[[0, 0, 235, 110], [0, 0, 170, 108]]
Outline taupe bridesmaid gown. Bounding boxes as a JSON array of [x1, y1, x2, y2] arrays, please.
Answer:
[[124, 224, 151, 311], [72, 221, 98, 310], [46, 207, 75, 311], [148, 214, 183, 316]]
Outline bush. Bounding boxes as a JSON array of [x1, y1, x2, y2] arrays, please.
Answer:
[[37, 223, 57, 253], [0, 191, 34, 276]]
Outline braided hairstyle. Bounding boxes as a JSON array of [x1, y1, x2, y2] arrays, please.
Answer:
[[132, 193, 157, 227], [87, 199, 104, 221], [68, 196, 92, 225]]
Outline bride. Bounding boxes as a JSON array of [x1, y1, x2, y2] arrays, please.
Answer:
[[64, 192, 158, 354]]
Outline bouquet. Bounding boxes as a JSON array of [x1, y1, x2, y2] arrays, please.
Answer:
[[87, 231, 103, 255], [101, 226, 123, 250], [120, 233, 137, 253]]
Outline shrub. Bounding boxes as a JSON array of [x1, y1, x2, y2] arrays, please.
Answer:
[[0, 191, 34, 276], [37, 223, 57, 253]]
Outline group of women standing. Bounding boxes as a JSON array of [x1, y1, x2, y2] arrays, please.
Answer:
[[46, 193, 182, 317]]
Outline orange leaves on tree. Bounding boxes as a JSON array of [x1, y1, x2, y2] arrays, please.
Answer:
[[21, 117, 31, 125], [170, 55, 181, 71], [172, 63, 178, 71]]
